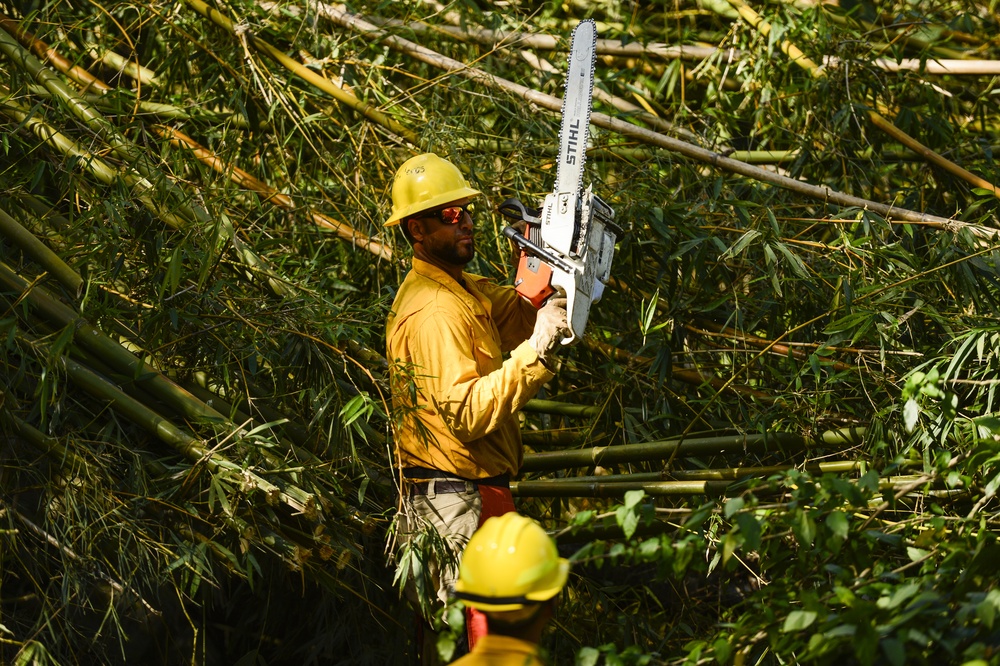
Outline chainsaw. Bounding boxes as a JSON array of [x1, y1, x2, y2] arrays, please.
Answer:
[[500, 18, 622, 345]]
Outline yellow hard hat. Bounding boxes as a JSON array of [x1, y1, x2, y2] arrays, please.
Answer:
[[384, 153, 482, 226], [454, 513, 569, 612]]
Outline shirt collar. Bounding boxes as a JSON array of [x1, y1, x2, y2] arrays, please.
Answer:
[[411, 257, 491, 316]]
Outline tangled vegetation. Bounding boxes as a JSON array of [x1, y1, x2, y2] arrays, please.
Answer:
[[1, 0, 999, 664]]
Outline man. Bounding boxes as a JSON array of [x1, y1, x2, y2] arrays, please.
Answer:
[[452, 512, 569, 665], [384, 153, 569, 652]]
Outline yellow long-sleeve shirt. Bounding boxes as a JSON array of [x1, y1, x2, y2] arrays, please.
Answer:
[[386, 258, 554, 479]]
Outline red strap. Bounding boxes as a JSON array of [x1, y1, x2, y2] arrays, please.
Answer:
[[466, 485, 515, 649]]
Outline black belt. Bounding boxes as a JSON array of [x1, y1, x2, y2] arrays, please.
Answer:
[[403, 467, 510, 496]]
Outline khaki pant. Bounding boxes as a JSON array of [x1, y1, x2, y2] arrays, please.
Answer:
[[393, 479, 482, 613]]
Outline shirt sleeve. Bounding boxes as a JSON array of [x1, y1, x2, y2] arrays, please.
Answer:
[[408, 305, 553, 443]]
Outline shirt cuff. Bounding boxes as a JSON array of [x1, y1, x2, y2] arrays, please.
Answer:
[[511, 341, 556, 381]]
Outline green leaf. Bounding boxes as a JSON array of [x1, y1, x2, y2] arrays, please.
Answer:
[[724, 497, 744, 518], [713, 637, 732, 664], [880, 638, 905, 666], [735, 513, 762, 551], [721, 228, 761, 260], [782, 610, 817, 632], [576, 647, 600, 666], [826, 510, 849, 540]]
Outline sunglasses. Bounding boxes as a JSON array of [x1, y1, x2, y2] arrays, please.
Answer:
[[425, 203, 475, 225]]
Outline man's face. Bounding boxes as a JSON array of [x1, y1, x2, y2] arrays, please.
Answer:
[[408, 198, 476, 267]]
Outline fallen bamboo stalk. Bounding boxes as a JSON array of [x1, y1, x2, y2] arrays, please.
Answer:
[[684, 321, 857, 374], [0, 20, 359, 281], [158, 126, 393, 260], [584, 338, 777, 401], [366, 11, 725, 61], [520, 431, 811, 473], [24, 83, 254, 128], [0, 261, 222, 424], [724, 0, 1000, 200], [317, 3, 990, 235], [183, 0, 420, 146], [0, 205, 83, 296], [3, 501, 162, 616], [513, 470, 939, 498], [0, 405, 90, 470], [395, 12, 1000, 76]]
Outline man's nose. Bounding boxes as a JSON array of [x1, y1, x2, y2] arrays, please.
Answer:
[[459, 210, 474, 231]]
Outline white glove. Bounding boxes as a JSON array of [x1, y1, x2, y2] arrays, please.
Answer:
[[527, 297, 570, 362]]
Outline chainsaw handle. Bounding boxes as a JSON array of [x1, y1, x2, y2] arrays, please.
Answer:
[[503, 226, 574, 274], [498, 198, 541, 224]]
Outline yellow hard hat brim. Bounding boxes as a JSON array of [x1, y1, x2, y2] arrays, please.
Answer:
[[384, 187, 482, 226]]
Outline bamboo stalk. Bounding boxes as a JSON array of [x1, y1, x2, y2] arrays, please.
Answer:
[[533, 460, 861, 484], [522, 399, 602, 418], [0, 405, 90, 470], [0, 205, 83, 296], [513, 477, 738, 497], [86, 43, 161, 87], [520, 431, 810, 473], [56, 348, 314, 515], [157, 126, 393, 261], [369, 12, 725, 61], [684, 322, 857, 374], [0, 94, 190, 229], [723, 0, 1000, 200], [0, 261, 222, 424], [391, 11, 1000, 76], [25, 84, 254, 128], [0, 14, 111, 93], [182, 0, 420, 146], [513, 470, 930, 497], [0, 24, 209, 226], [317, 3, 989, 234], [3, 501, 162, 617], [584, 338, 776, 400]]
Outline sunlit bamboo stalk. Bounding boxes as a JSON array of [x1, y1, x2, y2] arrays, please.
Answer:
[[158, 126, 393, 260], [0, 94, 190, 229], [0, 13, 111, 93], [182, 0, 420, 146], [532, 460, 861, 484], [522, 399, 602, 418]]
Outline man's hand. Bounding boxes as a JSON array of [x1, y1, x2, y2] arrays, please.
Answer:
[[528, 297, 570, 362]]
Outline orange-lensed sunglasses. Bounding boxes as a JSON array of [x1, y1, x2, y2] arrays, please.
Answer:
[[426, 204, 474, 225]]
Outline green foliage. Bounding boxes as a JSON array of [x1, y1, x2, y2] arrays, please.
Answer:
[[1, 0, 999, 663]]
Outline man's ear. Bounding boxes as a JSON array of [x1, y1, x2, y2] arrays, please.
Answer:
[[406, 217, 426, 243]]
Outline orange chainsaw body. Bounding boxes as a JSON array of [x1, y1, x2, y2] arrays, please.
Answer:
[[514, 250, 556, 308]]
